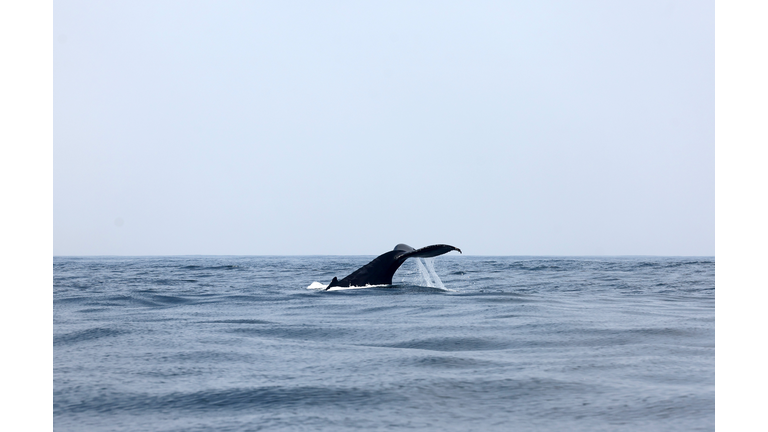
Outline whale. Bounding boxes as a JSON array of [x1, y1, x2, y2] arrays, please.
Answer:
[[325, 243, 461, 290]]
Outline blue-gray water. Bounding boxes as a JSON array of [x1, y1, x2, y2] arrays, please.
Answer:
[[53, 256, 714, 431]]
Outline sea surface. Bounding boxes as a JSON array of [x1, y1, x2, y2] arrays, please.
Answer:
[[53, 255, 715, 431]]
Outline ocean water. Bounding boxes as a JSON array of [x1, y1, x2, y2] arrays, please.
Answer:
[[53, 256, 714, 431]]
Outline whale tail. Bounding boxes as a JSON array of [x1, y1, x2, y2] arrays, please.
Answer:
[[324, 244, 461, 290]]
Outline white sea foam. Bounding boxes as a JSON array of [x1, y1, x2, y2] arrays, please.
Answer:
[[306, 281, 389, 291]]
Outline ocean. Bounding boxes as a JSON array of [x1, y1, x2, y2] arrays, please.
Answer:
[[53, 255, 714, 431]]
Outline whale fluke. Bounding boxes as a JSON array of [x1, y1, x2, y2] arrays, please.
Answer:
[[325, 244, 461, 290]]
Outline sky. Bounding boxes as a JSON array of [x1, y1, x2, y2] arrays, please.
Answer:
[[53, 0, 714, 256]]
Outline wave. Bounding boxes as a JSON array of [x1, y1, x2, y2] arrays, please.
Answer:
[[54, 328, 126, 345], [179, 265, 241, 270], [55, 386, 399, 414], [366, 336, 512, 352]]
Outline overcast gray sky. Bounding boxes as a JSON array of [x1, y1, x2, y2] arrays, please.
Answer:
[[53, 0, 713, 256]]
